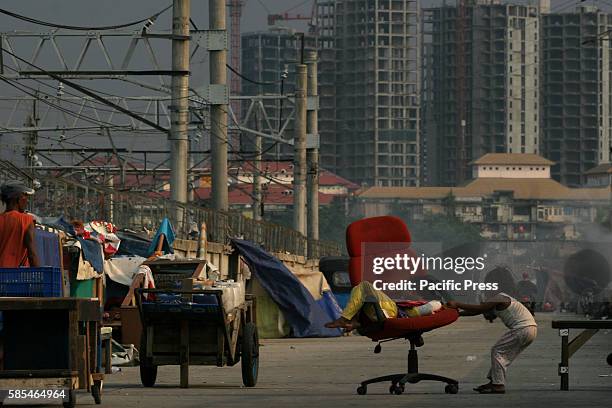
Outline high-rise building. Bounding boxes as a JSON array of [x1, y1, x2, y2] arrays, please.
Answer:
[[541, 5, 612, 186], [333, 0, 421, 187], [240, 28, 315, 157], [315, 1, 339, 171], [422, 0, 541, 186]]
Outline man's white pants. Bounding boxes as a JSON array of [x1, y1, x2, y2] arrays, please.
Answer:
[[488, 326, 537, 385]]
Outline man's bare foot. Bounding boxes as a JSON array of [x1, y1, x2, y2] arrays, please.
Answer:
[[325, 317, 360, 331]]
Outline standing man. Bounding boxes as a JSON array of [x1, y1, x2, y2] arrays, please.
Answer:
[[0, 183, 40, 267]]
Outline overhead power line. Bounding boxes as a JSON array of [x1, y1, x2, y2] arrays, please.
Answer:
[[226, 63, 284, 86], [0, 46, 168, 133], [0, 4, 172, 31]]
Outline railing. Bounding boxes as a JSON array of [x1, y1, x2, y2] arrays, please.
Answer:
[[0, 160, 342, 258]]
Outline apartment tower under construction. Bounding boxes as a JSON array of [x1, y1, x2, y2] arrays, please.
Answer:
[[422, 0, 543, 186], [541, 5, 612, 186], [333, 0, 421, 187]]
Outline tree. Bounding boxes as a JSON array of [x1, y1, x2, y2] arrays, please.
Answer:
[[263, 198, 358, 250], [390, 201, 481, 251], [318, 198, 360, 248]]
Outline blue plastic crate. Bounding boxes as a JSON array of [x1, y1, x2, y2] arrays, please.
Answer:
[[0, 267, 63, 297]]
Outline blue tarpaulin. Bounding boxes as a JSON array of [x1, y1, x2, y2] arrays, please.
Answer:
[[231, 238, 342, 338], [146, 218, 175, 256]]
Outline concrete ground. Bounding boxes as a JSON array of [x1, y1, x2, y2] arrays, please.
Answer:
[[16, 313, 612, 407]]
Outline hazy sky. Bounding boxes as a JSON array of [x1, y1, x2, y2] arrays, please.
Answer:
[[0, 0, 602, 162], [0, 0, 314, 32], [0, 1, 321, 160]]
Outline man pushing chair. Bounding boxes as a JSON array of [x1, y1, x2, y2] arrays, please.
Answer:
[[326, 267, 537, 394]]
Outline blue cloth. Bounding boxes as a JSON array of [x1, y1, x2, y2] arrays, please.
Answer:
[[35, 229, 61, 268], [77, 237, 104, 273], [38, 216, 75, 236], [146, 218, 175, 256], [231, 238, 342, 338]]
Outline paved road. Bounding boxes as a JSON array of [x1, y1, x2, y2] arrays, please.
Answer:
[[19, 313, 612, 407]]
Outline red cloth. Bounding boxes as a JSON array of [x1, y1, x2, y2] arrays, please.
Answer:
[[368, 308, 459, 341], [0, 210, 35, 267]]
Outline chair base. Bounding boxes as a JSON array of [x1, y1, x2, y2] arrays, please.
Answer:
[[356, 372, 459, 395]]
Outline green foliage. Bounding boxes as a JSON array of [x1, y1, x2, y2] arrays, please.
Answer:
[[319, 199, 360, 247], [595, 207, 611, 230], [390, 202, 482, 250], [263, 210, 293, 229], [262, 198, 357, 249], [261, 197, 481, 252]]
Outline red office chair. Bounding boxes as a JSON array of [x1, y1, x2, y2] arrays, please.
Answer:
[[346, 216, 460, 395]]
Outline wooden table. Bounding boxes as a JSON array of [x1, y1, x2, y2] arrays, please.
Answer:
[[0, 298, 103, 407], [551, 319, 612, 391]]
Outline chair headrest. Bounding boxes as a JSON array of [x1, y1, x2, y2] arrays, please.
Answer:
[[346, 216, 412, 285], [346, 216, 411, 257]]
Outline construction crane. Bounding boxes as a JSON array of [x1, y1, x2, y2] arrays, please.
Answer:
[[228, 0, 245, 150], [267, 1, 318, 33], [267, 12, 312, 26], [228, 0, 244, 101]]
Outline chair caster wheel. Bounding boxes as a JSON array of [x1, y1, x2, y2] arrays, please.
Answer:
[[356, 385, 367, 395], [389, 384, 404, 395], [445, 384, 459, 394]]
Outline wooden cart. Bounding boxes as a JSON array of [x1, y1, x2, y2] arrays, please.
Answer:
[[0, 298, 104, 407], [135, 287, 258, 388]]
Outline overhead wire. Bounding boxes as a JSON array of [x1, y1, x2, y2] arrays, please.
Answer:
[[255, 0, 273, 15], [0, 16, 299, 190], [285, 0, 313, 14], [1, 66, 163, 117], [226, 63, 284, 86], [0, 4, 172, 31], [0, 75, 128, 128], [0, 45, 167, 133]]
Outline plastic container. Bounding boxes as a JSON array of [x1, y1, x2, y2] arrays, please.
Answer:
[[0, 267, 62, 297]]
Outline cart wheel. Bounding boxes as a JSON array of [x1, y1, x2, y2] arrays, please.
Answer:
[[62, 390, 76, 408], [92, 380, 102, 404], [140, 337, 158, 387], [241, 322, 259, 387]]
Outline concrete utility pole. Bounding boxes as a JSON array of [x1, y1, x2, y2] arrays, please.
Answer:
[[210, 0, 229, 211], [306, 51, 319, 247], [170, 0, 190, 211], [293, 64, 308, 235]]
